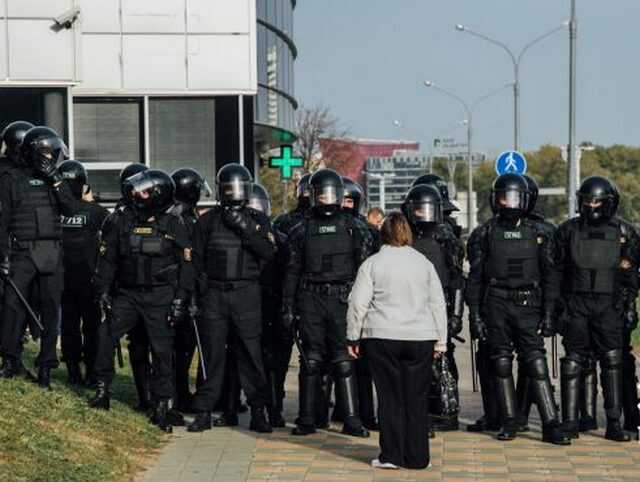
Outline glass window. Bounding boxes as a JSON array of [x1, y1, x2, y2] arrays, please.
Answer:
[[89, 169, 126, 203], [0, 88, 68, 142], [257, 0, 266, 21], [148, 98, 216, 190], [257, 25, 267, 84], [74, 98, 143, 163]]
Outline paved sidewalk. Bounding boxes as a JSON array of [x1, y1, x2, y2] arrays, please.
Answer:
[[139, 337, 640, 481]]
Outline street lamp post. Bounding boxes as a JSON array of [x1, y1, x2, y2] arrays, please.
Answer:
[[456, 22, 567, 151]]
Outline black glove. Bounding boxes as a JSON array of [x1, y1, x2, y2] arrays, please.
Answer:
[[96, 292, 112, 315], [222, 207, 253, 236], [168, 298, 188, 328], [38, 161, 63, 184], [623, 303, 638, 332], [469, 308, 488, 342], [282, 304, 296, 333], [188, 298, 200, 322], [0, 255, 10, 279], [448, 315, 463, 336], [538, 310, 555, 337]]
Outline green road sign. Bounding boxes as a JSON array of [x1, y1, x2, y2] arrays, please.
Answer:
[[269, 145, 303, 179]]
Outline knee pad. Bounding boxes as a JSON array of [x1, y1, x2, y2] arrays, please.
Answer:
[[560, 354, 584, 379], [601, 349, 623, 369], [526, 355, 550, 381], [333, 360, 355, 379], [583, 355, 597, 373], [303, 358, 323, 377], [494, 355, 513, 379]]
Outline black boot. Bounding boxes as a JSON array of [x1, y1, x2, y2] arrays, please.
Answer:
[[542, 421, 571, 445], [213, 374, 240, 427], [292, 367, 319, 436], [129, 346, 152, 413], [560, 355, 583, 439], [318, 374, 332, 428], [467, 416, 501, 432], [88, 381, 111, 410], [268, 372, 286, 428], [37, 367, 52, 390], [334, 361, 370, 438], [468, 344, 501, 433], [579, 356, 598, 431], [622, 350, 640, 432], [187, 412, 212, 432], [166, 400, 185, 427], [601, 350, 630, 442], [66, 362, 83, 386], [151, 400, 173, 433], [250, 407, 273, 433], [213, 412, 239, 427], [0, 357, 18, 379], [494, 356, 518, 441], [515, 363, 531, 432]]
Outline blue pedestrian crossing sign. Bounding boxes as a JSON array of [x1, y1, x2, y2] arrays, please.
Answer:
[[495, 150, 527, 175]]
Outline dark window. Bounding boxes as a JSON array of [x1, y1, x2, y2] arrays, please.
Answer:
[[0, 88, 68, 141]]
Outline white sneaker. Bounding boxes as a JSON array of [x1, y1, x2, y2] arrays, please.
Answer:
[[371, 458, 399, 470]]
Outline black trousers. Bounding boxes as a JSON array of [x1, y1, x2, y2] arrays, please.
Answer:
[[94, 285, 175, 399], [191, 282, 270, 412], [365, 338, 434, 470], [61, 277, 99, 370], [174, 306, 197, 402], [1, 253, 62, 368]]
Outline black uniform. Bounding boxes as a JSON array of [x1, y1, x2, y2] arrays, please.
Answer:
[[556, 215, 639, 439], [189, 206, 276, 416], [284, 210, 374, 435], [0, 168, 79, 379], [93, 207, 194, 404], [61, 199, 109, 381]]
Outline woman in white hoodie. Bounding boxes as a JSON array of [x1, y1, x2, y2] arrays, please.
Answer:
[[347, 212, 447, 470]]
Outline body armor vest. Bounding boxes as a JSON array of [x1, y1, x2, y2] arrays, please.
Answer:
[[413, 228, 450, 289], [205, 209, 261, 282], [569, 223, 620, 294], [118, 215, 179, 288], [487, 222, 540, 289], [303, 216, 356, 283], [8, 171, 61, 242], [62, 201, 98, 276]]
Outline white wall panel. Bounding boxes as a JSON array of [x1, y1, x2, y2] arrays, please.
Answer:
[[188, 35, 251, 90], [122, 0, 184, 33], [123, 35, 185, 89], [0, 18, 6, 79], [80, 35, 120, 89], [9, 20, 74, 80], [78, 0, 120, 33], [7, 0, 73, 18], [187, 0, 249, 33]]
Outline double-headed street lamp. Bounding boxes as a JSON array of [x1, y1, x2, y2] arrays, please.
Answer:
[[455, 22, 568, 151]]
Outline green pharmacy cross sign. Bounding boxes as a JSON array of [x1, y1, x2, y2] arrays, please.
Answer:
[[269, 145, 303, 180]]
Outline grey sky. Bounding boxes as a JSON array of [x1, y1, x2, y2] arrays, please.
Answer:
[[294, 1, 640, 156]]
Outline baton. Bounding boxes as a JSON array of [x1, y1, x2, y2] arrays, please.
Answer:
[[292, 317, 309, 370], [470, 339, 479, 393], [190, 305, 207, 381], [551, 335, 558, 379], [6, 276, 44, 332], [102, 306, 124, 369]]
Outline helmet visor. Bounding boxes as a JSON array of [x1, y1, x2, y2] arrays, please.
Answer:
[[312, 185, 344, 207], [497, 189, 524, 209], [220, 179, 251, 203], [411, 202, 440, 223], [248, 197, 271, 216]]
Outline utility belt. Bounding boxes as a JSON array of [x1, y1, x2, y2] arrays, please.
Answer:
[[11, 238, 61, 251], [302, 280, 353, 297], [118, 282, 173, 293], [487, 285, 541, 307], [207, 278, 255, 291]]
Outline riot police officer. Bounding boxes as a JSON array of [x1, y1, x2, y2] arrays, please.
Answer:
[[284, 168, 373, 437], [89, 169, 194, 434], [59, 160, 109, 386], [274, 173, 312, 235], [404, 183, 465, 432], [0, 121, 34, 174], [556, 176, 639, 442], [466, 173, 569, 445], [0, 126, 79, 387], [187, 164, 275, 434], [412, 174, 462, 238], [168, 168, 208, 412]]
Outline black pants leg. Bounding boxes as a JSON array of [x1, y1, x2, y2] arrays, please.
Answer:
[[174, 314, 196, 404], [356, 353, 376, 425], [61, 288, 82, 365], [366, 338, 434, 470]]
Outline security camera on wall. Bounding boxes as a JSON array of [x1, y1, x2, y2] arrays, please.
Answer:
[[51, 7, 81, 32]]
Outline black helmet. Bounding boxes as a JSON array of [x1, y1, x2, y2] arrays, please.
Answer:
[[217, 163, 252, 207], [522, 174, 539, 215], [342, 176, 364, 215], [58, 160, 88, 199], [404, 184, 443, 225], [296, 173, 312, 209], [490, 173, 529, 218], [1, 121, 34, 163], [577, 175, 618, 223], [412, 173, 459, 213], [248, 183, 272, 216], [309, 168, 344, 217], [120, 163, 148, 186], [171, 168, 210, 208], [20, 126, 69, 176], [122, 169, 175, 218]]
